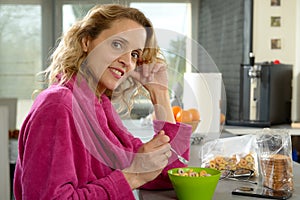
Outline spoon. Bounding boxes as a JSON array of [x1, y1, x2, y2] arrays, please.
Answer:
[[170, 147, 189, 164]]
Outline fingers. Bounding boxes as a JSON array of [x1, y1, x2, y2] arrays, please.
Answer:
[[157, 148, 171, 168], [155, 130, 171, 162], [130, 147, 170, 173], [128, 69, 140, 80], [142, 63, 151, 77], [152, 62, 165, 73], [129, 64, 152, 82], [136, 62, 161, 78], [128, 130, 171, 174], [137, 130, 170, 157], [144, 62, 165, 78], [145, 130, 171, 164], [145, 130, 170, 150], [163, 149, 172, 159], [130, 62, 167, 88]]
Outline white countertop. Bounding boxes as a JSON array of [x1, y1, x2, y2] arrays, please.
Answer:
[[223, 124, 300, 136], [122, 120, 300, 143]]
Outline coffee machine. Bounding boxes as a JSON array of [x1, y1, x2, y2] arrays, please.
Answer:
[[238, 60, 292, 127]]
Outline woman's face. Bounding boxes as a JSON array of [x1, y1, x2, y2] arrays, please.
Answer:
[[83, 18, 147, 93]]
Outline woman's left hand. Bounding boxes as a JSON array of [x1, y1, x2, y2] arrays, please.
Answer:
[[129, 61, 168, 93], [130, 61, 175, 123]]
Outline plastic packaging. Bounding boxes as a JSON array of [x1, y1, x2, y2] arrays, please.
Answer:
[[200, 135, 258, 177], [256, 128, 294, 191]]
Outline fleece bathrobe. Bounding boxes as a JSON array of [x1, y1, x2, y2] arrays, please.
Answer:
[[14, 75, 192, 200]]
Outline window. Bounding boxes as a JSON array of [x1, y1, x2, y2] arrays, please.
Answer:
[[0, 4, 42, 99], [63, 4, 94, 33], [130, 3, 190, 35], [130, 2, 192, 100]]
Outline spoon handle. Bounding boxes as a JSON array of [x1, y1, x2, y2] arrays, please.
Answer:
[[170, 147, 189, 164]]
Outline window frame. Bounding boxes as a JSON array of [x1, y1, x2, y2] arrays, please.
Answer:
[[57, 0, 199, 72], [0, 0, 198, 70]]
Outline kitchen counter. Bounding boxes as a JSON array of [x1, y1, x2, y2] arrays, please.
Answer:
[[122, 120, 300, 140], [138, 143, 300, 200], [122, 120, 300, 200], [223, 124, 300, 136], [138, 161, 300, 200]]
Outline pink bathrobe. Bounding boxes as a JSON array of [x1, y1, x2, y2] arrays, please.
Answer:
[[14, 75, 192, 200]]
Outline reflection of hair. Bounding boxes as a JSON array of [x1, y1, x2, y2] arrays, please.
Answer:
[[41, 4, 163, 116]]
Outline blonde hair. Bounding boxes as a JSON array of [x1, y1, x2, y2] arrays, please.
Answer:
[[42, 4, 163, 116]]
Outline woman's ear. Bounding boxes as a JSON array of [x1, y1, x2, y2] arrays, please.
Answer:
[[81, 36, 90, 52]]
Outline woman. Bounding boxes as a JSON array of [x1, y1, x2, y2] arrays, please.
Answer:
[[14, 4, 192, 200]]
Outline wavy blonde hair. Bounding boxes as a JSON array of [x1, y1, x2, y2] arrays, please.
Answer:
[[42, 4, 163, 116]]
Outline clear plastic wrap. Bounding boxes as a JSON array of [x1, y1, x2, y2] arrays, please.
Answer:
[[200, 135, 258, 178], [256, 128, 294, 191]]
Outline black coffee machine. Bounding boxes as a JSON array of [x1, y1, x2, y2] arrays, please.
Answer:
[[237, 59, 293, 127]]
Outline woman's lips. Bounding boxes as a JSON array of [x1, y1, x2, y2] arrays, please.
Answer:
[[109, 67, 124, 79]]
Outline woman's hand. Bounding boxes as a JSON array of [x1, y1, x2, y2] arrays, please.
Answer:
[[122, 130, 171, 189], [130, 61, 176, 123], [130, 61, 168, 93]]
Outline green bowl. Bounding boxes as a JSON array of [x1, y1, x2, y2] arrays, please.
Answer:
[[168, 167, 221, 200]]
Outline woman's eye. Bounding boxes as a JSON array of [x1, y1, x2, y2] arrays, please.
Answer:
[[131, 51, 140, 59], [111, 40, 123, 50]]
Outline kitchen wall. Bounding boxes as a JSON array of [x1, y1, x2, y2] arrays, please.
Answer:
[[253, 0, 300, 121], [197, 0, 246, 121], [198, 0, 299, 122]]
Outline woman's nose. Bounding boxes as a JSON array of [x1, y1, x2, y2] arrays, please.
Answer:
[[118, 52, 135, 71]]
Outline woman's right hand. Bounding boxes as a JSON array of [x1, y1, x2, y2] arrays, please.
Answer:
[[122, 130, 171, 189]]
